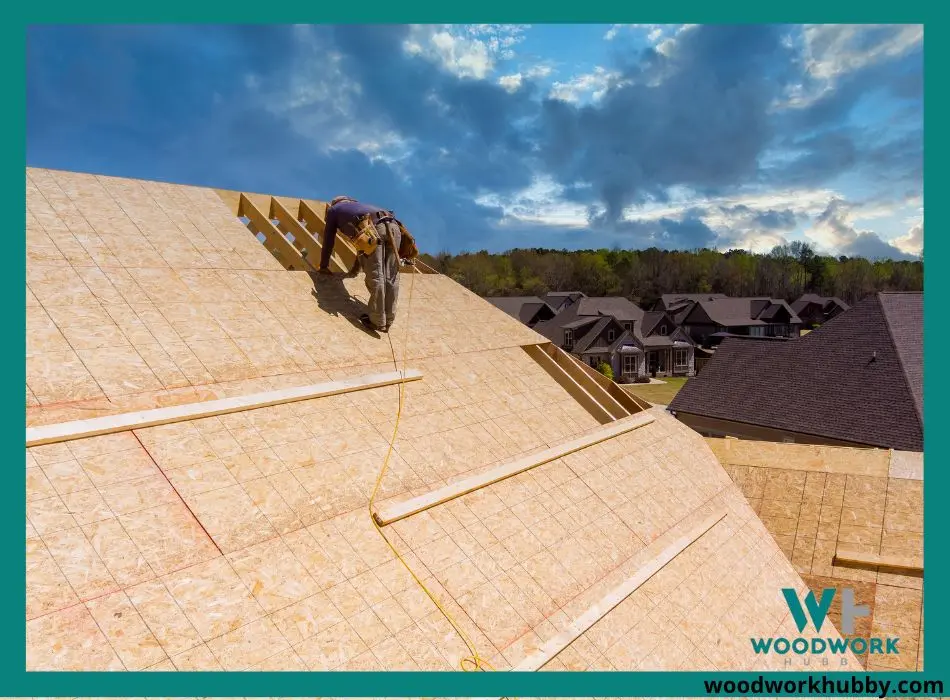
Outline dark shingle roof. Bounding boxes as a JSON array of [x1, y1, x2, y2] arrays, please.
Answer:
[[574, 297, 645, 322], [486, 295, 540, 317], [534, 296, 644, 342], [534, 303, 585, 342], [669, 292, 923, 451], [660, 293, 726, 308], [791, 294, 851, 314], [574, 317, 614, 353], [878, 292, 923, 422], [542, 291, 586, 312], [640, 311, 666, 336], [692, 297, 802, 327], [485, 296, 555, 324]]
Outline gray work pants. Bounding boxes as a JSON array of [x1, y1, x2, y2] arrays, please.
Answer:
[[360, 220, 401, 329]]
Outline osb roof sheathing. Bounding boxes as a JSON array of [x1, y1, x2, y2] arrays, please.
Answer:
[[710, 437, 924, 671], [26, 168, 861, 674]]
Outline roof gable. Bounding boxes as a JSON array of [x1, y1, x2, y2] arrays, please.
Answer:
[[574, 316, 624, 353]]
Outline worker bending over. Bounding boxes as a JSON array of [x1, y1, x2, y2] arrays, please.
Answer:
[[319, 195, 402, 333]]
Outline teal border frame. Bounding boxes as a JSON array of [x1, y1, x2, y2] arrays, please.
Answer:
[[8, 10, 939, 697]]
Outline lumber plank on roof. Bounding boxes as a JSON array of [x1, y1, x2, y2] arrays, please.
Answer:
[[26, 370, 423, 447], [538, 343, 632, 418], [373, 411, 654, 526], [523, 343, 618, 423], [834, 548, 923, 575], [511, 509, 726, 678], [472, 508, 727, 688]]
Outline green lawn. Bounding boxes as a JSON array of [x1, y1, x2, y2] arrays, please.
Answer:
[[622, 376, 690, 406]]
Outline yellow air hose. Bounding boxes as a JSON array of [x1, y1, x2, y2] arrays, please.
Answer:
[[366, 260, 500, 676]]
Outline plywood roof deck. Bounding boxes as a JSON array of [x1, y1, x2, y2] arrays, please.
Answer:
[[26, 168, 864, 674], [710, 437, 924, 671]]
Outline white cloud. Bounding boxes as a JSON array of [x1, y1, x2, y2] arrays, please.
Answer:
[[777, 25, 923, 110], [603, 24, 685, 44], [803, 24, 922, 81], [891, 219, 923, 255], [402, 24, 529, 80], [548, 66, 617, 104], [802, 200, 853, 249], [725, 231, 791, 254], [498, 74, 524, 92], [620, 187, 835, 224], [475, 172, 917, 256], [464, 24, 531, 60], [654, 24, 698, 56], [478, 177, 840, 247], [476, 176, 595, 228], [497, 63, 553, 92], [253, 31, 411, 166]]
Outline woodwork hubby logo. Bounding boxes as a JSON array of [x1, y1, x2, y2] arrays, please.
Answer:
[[750, 588, 900, 663]]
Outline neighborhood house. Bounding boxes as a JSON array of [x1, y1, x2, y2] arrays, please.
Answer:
[[791, 293, 851, 329], [669, 292, 922, 451], [655, 294, 803, 346], [532, 297, 696, 380]]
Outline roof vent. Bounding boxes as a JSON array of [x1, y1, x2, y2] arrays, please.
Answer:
[[871, 351, 877, 362]]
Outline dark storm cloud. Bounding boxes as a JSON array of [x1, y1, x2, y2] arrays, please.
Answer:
[[538, 25, 796, 222], [321, 24, 540, 195], [26, 24, 923, 254], [722, 205, 799, 231], [846, 232, 915, 261], [599, 214, 719, 250]]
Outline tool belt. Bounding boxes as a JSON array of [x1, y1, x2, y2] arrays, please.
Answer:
[[346, 211, 395, 257]]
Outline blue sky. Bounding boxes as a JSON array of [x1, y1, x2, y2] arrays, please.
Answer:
[[27, 24, 923, 259]]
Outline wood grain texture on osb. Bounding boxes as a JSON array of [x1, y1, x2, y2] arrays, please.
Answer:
[[28, 405, 859, 672], [26, 169, 858, 675], [712, 437, 924, 671], [26, 168, 542, 426]]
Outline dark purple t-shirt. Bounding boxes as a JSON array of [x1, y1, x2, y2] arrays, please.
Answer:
[[320, 199, 386, 270]]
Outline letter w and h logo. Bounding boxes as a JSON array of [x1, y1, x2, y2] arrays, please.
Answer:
[[782, 587, 869, 635]]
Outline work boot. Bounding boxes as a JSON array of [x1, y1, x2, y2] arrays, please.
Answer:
[[359, 314, 382, 333]]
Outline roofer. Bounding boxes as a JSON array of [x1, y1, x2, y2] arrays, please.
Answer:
[[318, 195, 406, 333]]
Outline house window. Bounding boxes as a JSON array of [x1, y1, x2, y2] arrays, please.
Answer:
[[564, 329, 573, 348], [659, 325, 667, 335], [623, 322, 632, 331], [749, 326, 765, 337], [589, 357, 596, 367], [674, 348, 688, 368], [623, 354, 637, 376], [607, 329, 616, 342]]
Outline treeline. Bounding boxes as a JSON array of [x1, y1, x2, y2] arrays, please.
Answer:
[[419, 243, 923, 307]]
